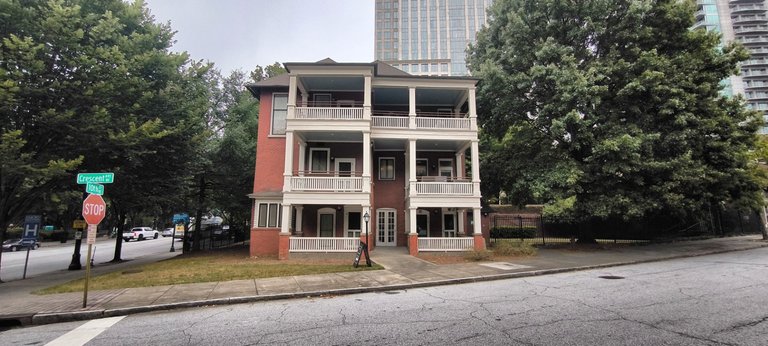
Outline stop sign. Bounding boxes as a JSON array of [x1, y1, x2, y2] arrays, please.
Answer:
[[82, 194, 106, 225]]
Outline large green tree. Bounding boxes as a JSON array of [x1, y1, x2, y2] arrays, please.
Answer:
[[468, 0, 762, 230], [0, 0, 210, 272]]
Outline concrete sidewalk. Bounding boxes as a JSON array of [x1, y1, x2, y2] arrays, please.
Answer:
[[1, 235, 766, 326]]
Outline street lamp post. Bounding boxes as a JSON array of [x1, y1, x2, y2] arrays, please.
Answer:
[[363, 211, 371, 267]]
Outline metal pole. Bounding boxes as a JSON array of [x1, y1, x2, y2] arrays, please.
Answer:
[[68, 236, 82, 270], [22, 247, 31, 279], [170, 225, 176, 252], [82, 243, 92, 308]]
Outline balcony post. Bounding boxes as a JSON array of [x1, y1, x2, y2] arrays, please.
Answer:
[[295, 205, 303, 236], [409, 207, 418, 235], [408, 138, 417, 197], [281, 204, 293, 235], [455, 152, 464, 179], [288, 75, 297, 119], [471, 139, 480, 197], [298, 139, 306, 176], [468, 87, 477, 131], [409, 87, 416, 129], [458, 210, 466, 236], [363, 131, 371, 193], [364, 75, 372, 120], [283, 131, 294, 192]]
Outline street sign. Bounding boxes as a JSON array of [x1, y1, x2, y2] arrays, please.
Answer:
[[76, 173, 114, 185], [23, 214, 41, 240], [173, 213, 189, 224], [86, 224, 97, 245], [73, 220, 86, 229], [175, 224, 184, 232], [85, 182, 104, 195], [82, 194, 106, 225]]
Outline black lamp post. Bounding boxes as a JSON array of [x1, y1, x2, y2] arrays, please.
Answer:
[[363, 211, 371, 266]]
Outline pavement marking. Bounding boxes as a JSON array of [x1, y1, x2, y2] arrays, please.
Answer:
[[479, 262, 533, 271], [45, 316, 125, 346]]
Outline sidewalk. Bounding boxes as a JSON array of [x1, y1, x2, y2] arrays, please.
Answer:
[[1, 235, 766, 326]]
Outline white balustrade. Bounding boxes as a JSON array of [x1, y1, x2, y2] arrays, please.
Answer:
[[414, 182, 473, 195], [295, 107, 363, 120], [415, 117, 471, 130], [418, 237, 475, 251], [290, 177, 363, 192], [371, 116, 409, 128], [289, 237, 360, 252]]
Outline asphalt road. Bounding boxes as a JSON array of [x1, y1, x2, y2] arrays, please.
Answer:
[[2, 247, 767, 345], [0, 236, 178, 282]]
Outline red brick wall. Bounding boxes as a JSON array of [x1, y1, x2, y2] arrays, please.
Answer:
[[250, 228, 280, 257], [372, 151, 407, 246], [253, 91, 287, 195]]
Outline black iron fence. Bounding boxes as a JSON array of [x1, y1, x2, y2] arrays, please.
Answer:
[[491, 209, 764, 245]]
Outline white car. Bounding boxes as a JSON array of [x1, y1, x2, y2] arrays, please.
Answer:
[[122, 227, 159, 242]]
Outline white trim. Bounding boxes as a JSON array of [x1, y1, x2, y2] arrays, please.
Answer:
[[378, 157, 396, 180], [344, 206, 362, 238], [254, 200, 282, 228], [438, 158, 454, 177], [270, 93, 288, 136], [309, 148, 331, 173], [317, 207, 336, 237], [442, 209, 456, 237], [416, 158, 428, 177], [335, 158, 356, 177], [376, 208, 397, 246]]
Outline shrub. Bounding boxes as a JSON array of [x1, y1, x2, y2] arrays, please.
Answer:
[[490, 226, 536, 239], [491, 240, 537, 257], [464, 249, 493, 261]]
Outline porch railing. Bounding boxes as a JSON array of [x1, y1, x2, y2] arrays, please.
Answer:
[[414, 182, 474, 195], [290, 176, 363, 192], [415, 117, 471, 130], [418, 237, 475, 251], [371, 115, 409, 128], [289, 237, 360, 252], [295, 106, 364, 120]]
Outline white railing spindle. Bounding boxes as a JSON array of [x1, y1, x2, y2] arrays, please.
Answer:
[[289, 237, 360, 252], [418, 237, 475, 251]]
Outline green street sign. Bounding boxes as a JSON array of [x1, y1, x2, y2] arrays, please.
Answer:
[[85, 183, 104, 195], [76, 173, 114, 185]]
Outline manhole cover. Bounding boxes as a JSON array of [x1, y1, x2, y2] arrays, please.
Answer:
[[122, 269, 143, 275], [598, 275, 625, 280]]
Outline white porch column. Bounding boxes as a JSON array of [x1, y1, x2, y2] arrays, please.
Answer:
[[298, 139, 306, 176], [283, 131, 294, 191], [281, 204, 292, 235], [408, 87, 416, 129], [468, 87, 477, 131], [472, 207, 482, 235], [455, 152, 464, 179], [409, 207, 418, 235], [458, 210, 465, 236], [471, 139, 480, 197], [295, 206, 303, 236], [363, 131, 371, 193], [288, 75, 297, 119], [364, 75, 372, 120], [408, 138, 417, 197]]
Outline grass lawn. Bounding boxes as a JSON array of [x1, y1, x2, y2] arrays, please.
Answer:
[[37, 249, 383, 294]]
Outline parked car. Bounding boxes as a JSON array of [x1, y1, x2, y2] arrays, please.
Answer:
[[2, 238, 40, 252], [162, 228, 175, 237], [211, 225, 230, 240], [122, 227, 159, 242]]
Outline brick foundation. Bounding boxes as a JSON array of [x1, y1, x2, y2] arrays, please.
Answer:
[[278, 233, 290, 260], [473, 234, 486, 251], [250, 228, 280, 257]]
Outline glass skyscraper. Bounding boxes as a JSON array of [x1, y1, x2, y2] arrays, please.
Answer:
[[375, 0, 493, 76], [694, 0, 768, 133]]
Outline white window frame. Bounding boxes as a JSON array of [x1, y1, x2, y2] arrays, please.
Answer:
[[442, 209, 456, 238], [379, 157, 395, 180], [254, 201, 282, 228], [438, 158, 454, 178], [376, 208, 397, 246], [416, 158, 428, 177], [335, 158, 356, 177], [309, 148, 331, 174], [344, 207, 362, 238], [317, 207, 336, 237], [270, 93, 288, 136], [313, 93, 332, 107]]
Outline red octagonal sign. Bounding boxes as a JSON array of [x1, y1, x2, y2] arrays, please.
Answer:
[[82, 194, 106, 225]]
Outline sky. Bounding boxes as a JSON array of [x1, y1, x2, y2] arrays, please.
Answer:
[[144, 0, 375, 75]]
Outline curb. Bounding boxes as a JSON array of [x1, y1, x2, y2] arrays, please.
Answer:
[[14, 242, 768, 326]]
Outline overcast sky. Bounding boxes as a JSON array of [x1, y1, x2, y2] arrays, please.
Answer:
[[144, 0, 375, 75]]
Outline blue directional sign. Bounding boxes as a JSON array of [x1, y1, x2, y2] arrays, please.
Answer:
[[23, 214, 42, 240], [172, 213, 190, 225]]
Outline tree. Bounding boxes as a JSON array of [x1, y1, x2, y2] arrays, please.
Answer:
[[250, 62, 286, 82], [468, 0, 763, 236], [0, 0, 211, 270]]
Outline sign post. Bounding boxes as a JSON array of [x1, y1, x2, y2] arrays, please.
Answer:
[[21, 215, 41, 279], [81, 193, 106, 308]]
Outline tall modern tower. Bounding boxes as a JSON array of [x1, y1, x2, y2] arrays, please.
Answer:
[[694, 0, 768, 133], [375, 0, 494, 76]]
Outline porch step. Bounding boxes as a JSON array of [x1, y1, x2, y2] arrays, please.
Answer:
[[372, 247, 437, 271]]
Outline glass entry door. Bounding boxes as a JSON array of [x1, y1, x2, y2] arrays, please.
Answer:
[[377, 209, 396, 246]]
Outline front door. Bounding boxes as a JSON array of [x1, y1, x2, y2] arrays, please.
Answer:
[[377, 209, 396, 246], [416, 213, 429, 237], [319, 209, 335, 237]]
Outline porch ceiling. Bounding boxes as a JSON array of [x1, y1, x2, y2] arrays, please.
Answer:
[[373, 87, 466, 107], [299, 131, 362, 142], [373, 138, 468, 151], [300, 76, 363, 91]]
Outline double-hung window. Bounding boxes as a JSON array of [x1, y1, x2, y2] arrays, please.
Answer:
[[271, 94, 287, 135], [256, 202, 282, 228], [379, 157, 395, 180]]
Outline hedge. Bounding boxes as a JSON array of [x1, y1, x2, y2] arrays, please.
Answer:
[[490, 226, 536, 239]]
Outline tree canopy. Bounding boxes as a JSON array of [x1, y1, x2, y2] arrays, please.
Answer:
[[468, 0, 763, 224]]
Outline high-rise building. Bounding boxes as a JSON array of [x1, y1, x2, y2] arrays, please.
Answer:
[[694, 0, 768, 133], [375, 0, 493, 76]]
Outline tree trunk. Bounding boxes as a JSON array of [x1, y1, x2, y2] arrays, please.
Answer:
[[760, 204, 768, 241], [111, 210, 126, 262], [193, 175, 205, 252]]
